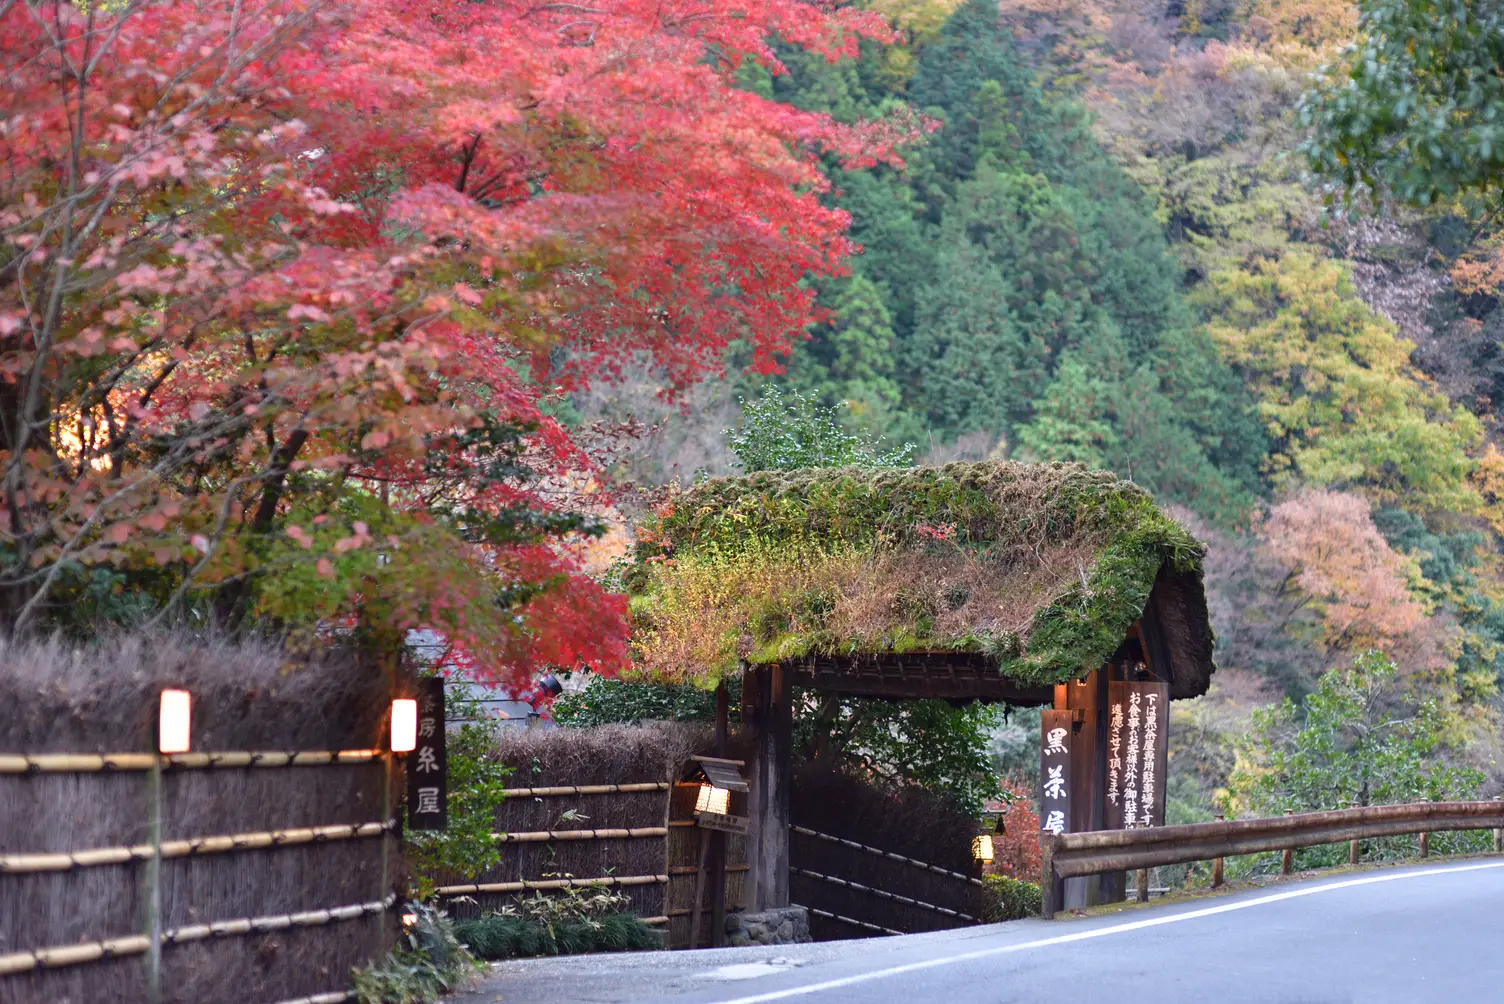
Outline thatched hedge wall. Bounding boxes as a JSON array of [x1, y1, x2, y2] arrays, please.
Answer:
[[791, 765, 986, 940], [0, 633, 403, 1004]]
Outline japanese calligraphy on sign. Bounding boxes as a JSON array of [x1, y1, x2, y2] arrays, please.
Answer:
[[1106, 680, 1169, 830], [406, 676, 448, 831], [1039, 710, 1072, 837]]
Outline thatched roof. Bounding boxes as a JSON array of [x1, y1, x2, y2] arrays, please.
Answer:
[[624, 461, 1214, 698]]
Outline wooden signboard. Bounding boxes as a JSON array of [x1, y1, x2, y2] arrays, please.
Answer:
[[697, 811, 750, 834], [1039, 710, 1072, 837], [1106, 680, 1169, 829], [407, 677, 448, 831]]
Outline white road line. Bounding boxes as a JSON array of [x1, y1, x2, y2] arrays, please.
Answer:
[[709, 860, 1504, 1004]]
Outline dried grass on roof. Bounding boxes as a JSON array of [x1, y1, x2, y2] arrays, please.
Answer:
[[627, 461, 1210, 689]]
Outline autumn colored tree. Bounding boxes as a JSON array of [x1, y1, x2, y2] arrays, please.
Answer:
[[1262, 489, 1448, 679], [0, 0, 900, 685], [1197, 252, 1482, 510]]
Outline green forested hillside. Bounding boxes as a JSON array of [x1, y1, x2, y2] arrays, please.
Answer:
[[585, 0, 1504, 814], [750, 0, 1267, 523]]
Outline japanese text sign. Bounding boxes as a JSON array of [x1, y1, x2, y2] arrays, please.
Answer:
[[1039, 710, 1072, 837], [1106, 680, 1169, 829], [406, 676, 448, 831]]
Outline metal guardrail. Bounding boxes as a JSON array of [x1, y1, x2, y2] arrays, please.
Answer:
[[1041, 801, 1504, 918]]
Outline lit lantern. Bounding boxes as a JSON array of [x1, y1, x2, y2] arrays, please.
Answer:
[[971, 834, 995, 863], [158, 689, 192, 754], [694, 783, 731, 816], [390, 699, 418, 753]]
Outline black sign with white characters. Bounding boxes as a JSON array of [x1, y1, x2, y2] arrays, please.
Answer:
[[406, 676, 448, 831], [1039, 709, 1073, 837]]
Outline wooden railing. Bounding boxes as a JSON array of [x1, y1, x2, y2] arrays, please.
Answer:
[[1041, 800, 1504, 918]]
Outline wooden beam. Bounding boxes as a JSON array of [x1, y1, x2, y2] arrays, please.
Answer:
[[791, 653, 1052, 704], [744, 663, 792, 911]]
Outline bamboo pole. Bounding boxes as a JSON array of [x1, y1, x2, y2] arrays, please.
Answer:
[[791, 826, 984, 886], [792, 867, 978, 921], [490, 827, 668, 843], [0, 895, 396, 976], [0, 749, 383, 773], [433, 874, 668, 897], [145, 754, 163, 1004], [798, 904, 904, 937], [501, 782, 671, 797], [0, 820, 395, 874]]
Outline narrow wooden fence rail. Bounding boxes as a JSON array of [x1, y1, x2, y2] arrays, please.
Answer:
[[1041, 800, 1504, 918], [792, 826, 985, 887], [792, 867, 979, 922]]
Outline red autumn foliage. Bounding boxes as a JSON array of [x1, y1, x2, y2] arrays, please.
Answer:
[[0, 0, 906, 685], [987, 778, 1043, 880]]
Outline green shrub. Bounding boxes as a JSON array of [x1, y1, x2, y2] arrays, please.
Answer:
[[454, 912, 662, 960], [352, 902, 483, 1004], [982, 874, 1042, 921]]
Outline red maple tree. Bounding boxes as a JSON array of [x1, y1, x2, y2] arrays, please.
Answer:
[[0, 0, 904, 686]]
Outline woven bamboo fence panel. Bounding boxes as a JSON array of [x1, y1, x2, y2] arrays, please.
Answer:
[[0, 635, 403, 1004], [438, 724, 746, 946]]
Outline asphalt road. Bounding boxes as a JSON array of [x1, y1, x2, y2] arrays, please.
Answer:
[[455, 860, 1504, 1004]]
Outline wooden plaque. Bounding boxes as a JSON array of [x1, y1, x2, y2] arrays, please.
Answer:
[[696, 811, 750, 834], [406, 676, 448, 831], [1106, 680, 1169, 829], [1039, 709, 1072, 837]]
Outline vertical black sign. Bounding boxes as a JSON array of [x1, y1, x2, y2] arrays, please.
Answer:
[[1106, 680, 1169, 829], [1039, 710, 1073, 838], [407, 676, 447, 831]]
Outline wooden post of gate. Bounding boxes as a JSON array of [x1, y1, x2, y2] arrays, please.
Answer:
[[744, 664, 791, 911], [708, 683, 729, 947]]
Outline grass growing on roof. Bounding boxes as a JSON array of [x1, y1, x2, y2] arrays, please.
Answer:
[[624, 461, 1205, 687]]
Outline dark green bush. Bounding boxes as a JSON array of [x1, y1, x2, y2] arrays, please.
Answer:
[[352, 902, 482, 1004], [455, 912, 662, 960], [982, 874, 1042, 921]]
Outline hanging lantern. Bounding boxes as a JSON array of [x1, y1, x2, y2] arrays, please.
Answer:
[[694, 782, 731, 816], [972, 834, 995, 863]]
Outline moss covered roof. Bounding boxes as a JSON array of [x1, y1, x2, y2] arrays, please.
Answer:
[[624, 461, 1214, 696]]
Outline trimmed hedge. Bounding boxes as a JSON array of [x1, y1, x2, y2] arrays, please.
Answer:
[[454, 913, 662, 960], [982, 875, 1043, 922]]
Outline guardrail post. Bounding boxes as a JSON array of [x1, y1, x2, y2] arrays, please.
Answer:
[[1418, 831, 1428, 858], [1281, 810, 1293, 875], [1135, 868, 1149, 903], [1349, 839, 1359, 865], [1211, 814, 1224, 888], [1040, 835, 1063, 919]]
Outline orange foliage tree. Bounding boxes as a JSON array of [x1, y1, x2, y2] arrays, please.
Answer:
[[1261, 489, 1449, 676]]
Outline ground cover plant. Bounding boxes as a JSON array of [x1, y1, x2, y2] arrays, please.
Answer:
[[453, 886, 662, 960]]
